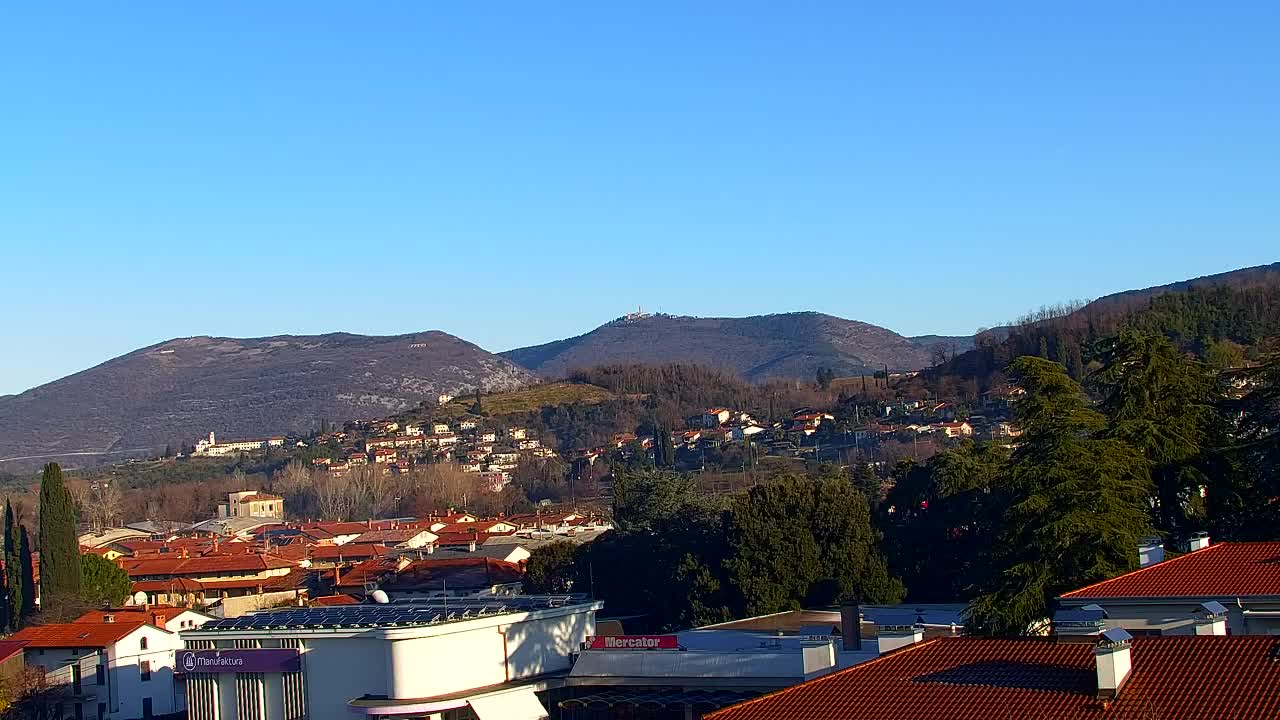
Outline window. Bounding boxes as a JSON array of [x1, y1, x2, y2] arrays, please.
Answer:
[[74, 703, 83, 720], [97, 703, 106, 720], [72, 666, 82, 695], [95, 664, 105, 686], [140, 637, 149, 651], [140, 660, 151, 681], [142, 698, 153, 720]]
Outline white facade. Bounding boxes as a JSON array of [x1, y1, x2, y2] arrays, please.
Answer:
[[22, 624, 184, 720], [183, 600, 601, 720]]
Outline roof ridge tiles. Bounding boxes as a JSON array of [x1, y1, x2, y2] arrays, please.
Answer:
[[1058, 541, 1230, 599]]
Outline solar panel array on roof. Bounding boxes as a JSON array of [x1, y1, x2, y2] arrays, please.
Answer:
[[198, 594, 592, 631]]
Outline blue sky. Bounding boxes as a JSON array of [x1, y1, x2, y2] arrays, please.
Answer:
[[2, 2, 1277, 395]]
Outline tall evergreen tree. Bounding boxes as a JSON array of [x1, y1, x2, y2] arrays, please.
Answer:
[[19, 527, 34, 618], [967, 357, 1151, 636], [1066, 341, 1085, 381], [1210, 353, 1280, 540], [1092, 332, 1216, 540], [3, 501, 20, 629], [38, 463, 82, 609], [1038, 336, 1050, 359], [1052, 336, 1069, 365]]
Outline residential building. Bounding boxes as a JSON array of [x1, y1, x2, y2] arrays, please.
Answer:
[[13, 621, 184, 720], [75, 606, 214, 633], [193, 431, 285, 457], [0, 640, 26, 693], [218, 490, 284, 520], [700, 409, 731, 428]]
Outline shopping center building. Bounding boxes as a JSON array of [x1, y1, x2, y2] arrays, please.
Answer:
[[180, 595, 602, 720]]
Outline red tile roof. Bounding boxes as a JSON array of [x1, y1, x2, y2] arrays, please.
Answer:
[[0, 640, 27, 663], [707, 636, 1280, 720], [121, 553, 297, 578], [312, 594, 360, 606], [10, 621, 150, 649], [131, 577, 206, 593], [349, 528, 433, 545], [309, 544, 393, 561], [382, 557, 522, 592], [73, 606, 195, 623], [1060, 542, 1280, 599]]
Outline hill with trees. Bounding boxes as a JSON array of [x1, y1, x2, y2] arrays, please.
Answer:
[[502, 312, 953, 381], [0, 331, 533, 472], [931, 262, 1280, 396]]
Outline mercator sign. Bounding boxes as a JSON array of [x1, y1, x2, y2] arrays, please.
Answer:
[[586, 635, 679, 650]]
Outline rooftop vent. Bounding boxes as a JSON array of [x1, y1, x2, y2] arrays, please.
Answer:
[[1195, 600, 1229, 636]]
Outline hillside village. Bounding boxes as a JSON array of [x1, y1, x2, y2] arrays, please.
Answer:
[[173, 372, 1028, 504]]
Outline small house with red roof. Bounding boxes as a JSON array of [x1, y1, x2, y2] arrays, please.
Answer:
[[12, 619, 185, 720]]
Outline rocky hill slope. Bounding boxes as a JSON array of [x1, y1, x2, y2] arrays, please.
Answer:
[[0, 331, 532, 470]]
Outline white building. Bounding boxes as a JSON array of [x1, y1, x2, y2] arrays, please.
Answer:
[[13, 620, 186, 720], [194, 432, 286, 457], [217, 490, 285, 520], [182, 596, 601, 720]]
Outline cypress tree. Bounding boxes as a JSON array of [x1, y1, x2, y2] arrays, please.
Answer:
[[19, 527, 34, 619], [38, 463, 81, 608], [3, 501, 20, 629]]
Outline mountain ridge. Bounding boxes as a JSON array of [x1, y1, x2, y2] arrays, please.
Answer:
[[0, 330, 533, 471], [502, 311, 947, 381]]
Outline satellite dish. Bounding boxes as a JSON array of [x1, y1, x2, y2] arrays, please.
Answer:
[[370, 590, 390, 605], [133, 591, 149, 606]]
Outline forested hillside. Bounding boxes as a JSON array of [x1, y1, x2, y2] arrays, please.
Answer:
[[932, 266, 1280, 395]]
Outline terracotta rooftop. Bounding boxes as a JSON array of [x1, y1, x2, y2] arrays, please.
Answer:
[[312, 594, 360, 606], [121, 553, 297, 577], [0, 640, 26, 663], [309, 543, 393, 561], [707, 636, 1280, 720], [10, 621, 150, 649], [1060, 542, 1280, 599], [349, 528, 433, 545], [382, 557, 523, 591]]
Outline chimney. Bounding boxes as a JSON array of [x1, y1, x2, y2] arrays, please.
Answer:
[[1137, 536, 1164, 568], [334, 565, 342, 586], [103, 614, 115, 623], [468, 540, 477, 552], [875, 613, 925, 655], [1094, 628, 1133, 700], [180, 547, 188, 559], [1189, 532, 1210, 552], [1194, 601, 1228, 636], [426, 543, 435, 555], [152, 612, 167, 627], [840, 602, 862, 651]]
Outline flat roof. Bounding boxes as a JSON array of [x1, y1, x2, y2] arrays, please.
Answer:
[[191, 595, 596, 633]]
